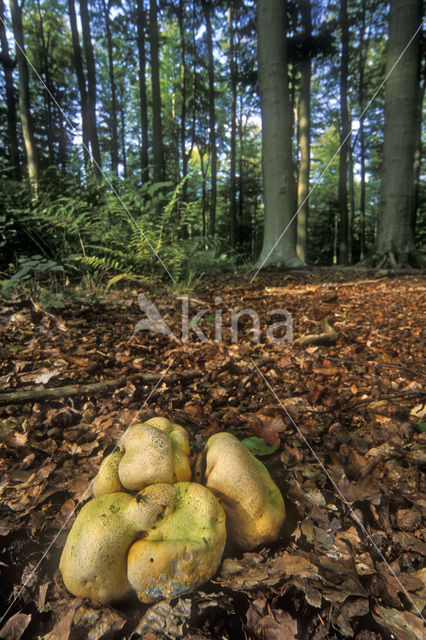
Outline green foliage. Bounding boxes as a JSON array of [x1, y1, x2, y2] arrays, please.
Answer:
[[241, 437, 278, 456], [413, 421, 426, 434], [1, 254, 75, 297]]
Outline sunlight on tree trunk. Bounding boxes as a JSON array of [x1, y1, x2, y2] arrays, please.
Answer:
[[296, 0, 311, 264], [256, 0, 301, 269], [375, 0, 422, 267]]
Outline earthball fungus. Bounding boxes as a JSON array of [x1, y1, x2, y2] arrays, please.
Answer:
[[60, 417, 286, 605], [59, 490, 164, 603], [127, 482, 226, 602], [203, 432, 286, 550], [92, 416, 191, 496], [59, 482, 226, 605]]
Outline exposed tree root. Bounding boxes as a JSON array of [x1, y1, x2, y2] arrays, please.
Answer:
[[364, 250, 425, 269], [294, 318, 338, 347]]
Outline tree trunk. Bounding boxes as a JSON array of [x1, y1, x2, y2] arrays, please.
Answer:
[[228, 5, 237, 249], [102, 0, 119, 176], [57, 107, 67, 170], [149, 0, 164, 182], [35, 2, 54, 165], [338, 0, 350, 264], [9, 0, 39, 195], [79, 0, 102, 174], [256, 0, 301, 269], [68, 0, 90, 168], [296, 0, 311, 265], [119, 83, 127, 178], [348, 139, 355, 263], [202, 0, 217, 238], [136, 0, 149, 181], [238, 91, 244, 241], [375, 0, 421, 267], [0, 0, 20, 178], [412, 35, 424, 234], [177, 0, 187, 192], [358, 0, 367, 261]]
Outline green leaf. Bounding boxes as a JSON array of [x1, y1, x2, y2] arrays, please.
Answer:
[[414, 421, 426, 433], [241, 437, 278, 456]]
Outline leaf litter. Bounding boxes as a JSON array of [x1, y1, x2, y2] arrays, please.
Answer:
[[0, 269, 425, 639]]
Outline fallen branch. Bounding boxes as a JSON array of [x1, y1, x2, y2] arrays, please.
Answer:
[[342, 390, 426, 412], [294, 318, 338, 347], [0, 370, 202, 407]]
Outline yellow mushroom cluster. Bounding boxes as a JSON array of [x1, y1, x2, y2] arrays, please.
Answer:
[[59, 417, 285, 604]]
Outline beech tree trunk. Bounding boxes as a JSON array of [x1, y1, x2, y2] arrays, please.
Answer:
[[79, 0, 102, 174], [338, 0, 350, 264], [296, 0, 311, 265], [102, 0, 119, 176], [177, 0, 186, 189], [136, 0, 149, 181], [202, 0, 217, 238], [0, 0, 20, 178], [256, 0, 301, 268], [149, 0, 164, 182], [68, 0, 90, 168], [358, 0, 367, 261], [412, 35, 424, 234], [228, 5, 237, 249], [119, 83, 127, 178], [35, 3, 54, 164], [9, 0, 39, 194], [375, 0, 421, 267]]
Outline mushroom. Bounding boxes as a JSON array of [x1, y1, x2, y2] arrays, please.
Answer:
[[92, 451, 125, 496], [92, 417, 191, 496], [127, 482, 226, 602], [203, 432, 285, 550], [59, 490, 166, 604]]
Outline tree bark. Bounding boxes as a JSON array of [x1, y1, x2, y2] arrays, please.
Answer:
[[375, 0, 421, 267], [149, 0, 164, 182], [79, 0, 102, 174], [201, 0, 217, 238], [238, 91, 244, 241], [9, 0, 39, 195], [35, 1, 54, 164], [136, 0, 149, 181], [228, 5, 237, 249], [338, 0, 350, 264], [176, 0, 187, 193], [412, 32, 424, 234], [358, 0, 367, 261], [119, 83, 127, 178], [0, 0, 20, 178], [256, 0, 301, 268], [102, 0, 119, 176], [68, 0, 90, 168], [296, 0, 311, 265]]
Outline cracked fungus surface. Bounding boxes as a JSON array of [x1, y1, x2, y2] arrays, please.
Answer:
[[127, 482, 226, 603]]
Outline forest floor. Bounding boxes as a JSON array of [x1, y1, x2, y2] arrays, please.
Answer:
[[0, 267, 425, 640]]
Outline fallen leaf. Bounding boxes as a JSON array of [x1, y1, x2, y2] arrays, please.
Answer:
[[0, 613, 31, 640]]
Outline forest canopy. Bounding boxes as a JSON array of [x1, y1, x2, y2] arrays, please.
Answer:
[[0, 0, 424, 292]]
